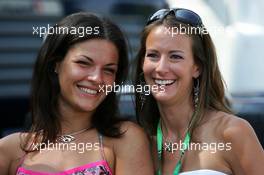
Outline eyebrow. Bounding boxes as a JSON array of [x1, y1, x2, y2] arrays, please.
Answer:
[[81, 55, 118, 67], [146, 49, 158, 53], [81, 55, 94, 62], [105, 63, 118, 67], [169, 50, 184, 54], [146, 49, 184, 54]]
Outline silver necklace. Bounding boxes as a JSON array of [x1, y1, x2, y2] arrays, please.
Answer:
[[56, 128, 89, 143]]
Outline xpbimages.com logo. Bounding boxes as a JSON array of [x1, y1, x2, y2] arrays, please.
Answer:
[[32, 141, 100, 154], [163, 141, 232, 154], [163, 24, 227, 37], [32, 24, 100, 37], [99, 82, 166, 95]]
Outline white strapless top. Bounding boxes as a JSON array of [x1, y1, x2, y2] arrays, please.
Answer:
[[179, 169, 229, 175]]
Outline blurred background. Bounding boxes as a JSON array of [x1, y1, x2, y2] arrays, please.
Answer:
[[0, 0, 263, 147]]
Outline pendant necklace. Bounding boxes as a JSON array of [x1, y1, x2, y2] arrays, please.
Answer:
[[56, 127, 90, 143]]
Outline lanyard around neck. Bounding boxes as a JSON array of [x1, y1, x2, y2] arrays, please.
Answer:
[[156, 119, 191, 175]]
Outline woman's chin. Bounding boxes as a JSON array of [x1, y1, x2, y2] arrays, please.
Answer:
[[75, 101, 100, 113], [152, 92, 175, 102]]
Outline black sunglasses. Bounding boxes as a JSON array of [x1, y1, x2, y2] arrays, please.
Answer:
[[147, 8, 203, 27]]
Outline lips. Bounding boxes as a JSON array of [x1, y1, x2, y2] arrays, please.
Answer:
[[154, 79, 176, 86], [77, 85, 99, 95]]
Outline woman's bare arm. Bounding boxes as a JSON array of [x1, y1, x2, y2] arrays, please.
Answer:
[[224, 117, 264, 175]]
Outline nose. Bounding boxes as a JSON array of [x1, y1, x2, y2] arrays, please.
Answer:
[[156, 56, 169, 75], [87, 67, 103, 84]]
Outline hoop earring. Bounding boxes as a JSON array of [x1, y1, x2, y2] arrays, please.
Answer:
[[193, 78, 200, 110], [139, 72, 146, 111]]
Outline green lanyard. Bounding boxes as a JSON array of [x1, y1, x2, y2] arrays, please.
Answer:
[[156, 120, 191, 175]]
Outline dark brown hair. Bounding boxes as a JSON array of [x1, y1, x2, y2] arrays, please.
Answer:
[[134, 14, 232, 136], [23, 12, 129, 150]]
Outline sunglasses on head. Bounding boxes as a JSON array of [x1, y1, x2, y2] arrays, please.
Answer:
[[147, 8, 203, 27]]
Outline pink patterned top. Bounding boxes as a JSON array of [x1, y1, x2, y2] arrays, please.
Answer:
[[16, 135, 113, 175]]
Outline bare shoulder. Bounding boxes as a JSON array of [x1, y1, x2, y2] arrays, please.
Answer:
[[204, 111, 255, 140], [208, 112, 263, 170], [216, 113, 264, 174], [203, 110, 262, 151], [0, 132, 26, 155], [112, 121, 150, 152], [120, 121, 147, 137], [115, 121, 148, 145], [220, 112, 263, 153], [112, 122, 154, 174], [0, 132, 26, 173], [102, 121, 149, 155], [218, 113, 257, 141]]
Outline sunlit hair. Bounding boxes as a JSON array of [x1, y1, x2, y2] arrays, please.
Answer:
[[22, 12, 129, 151], [134, 14, 232, 136]]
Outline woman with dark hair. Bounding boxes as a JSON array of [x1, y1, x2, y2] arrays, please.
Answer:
[[0, 12, 153, 174], [134, 8, 264, 175]]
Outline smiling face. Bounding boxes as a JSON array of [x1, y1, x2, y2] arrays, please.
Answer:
[[56, 39, 119, 113], [143, 25, 200, 106]]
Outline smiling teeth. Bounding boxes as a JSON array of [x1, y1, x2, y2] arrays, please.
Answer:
[[79, 87, 97, 95], [155, 79, 175, 85]]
